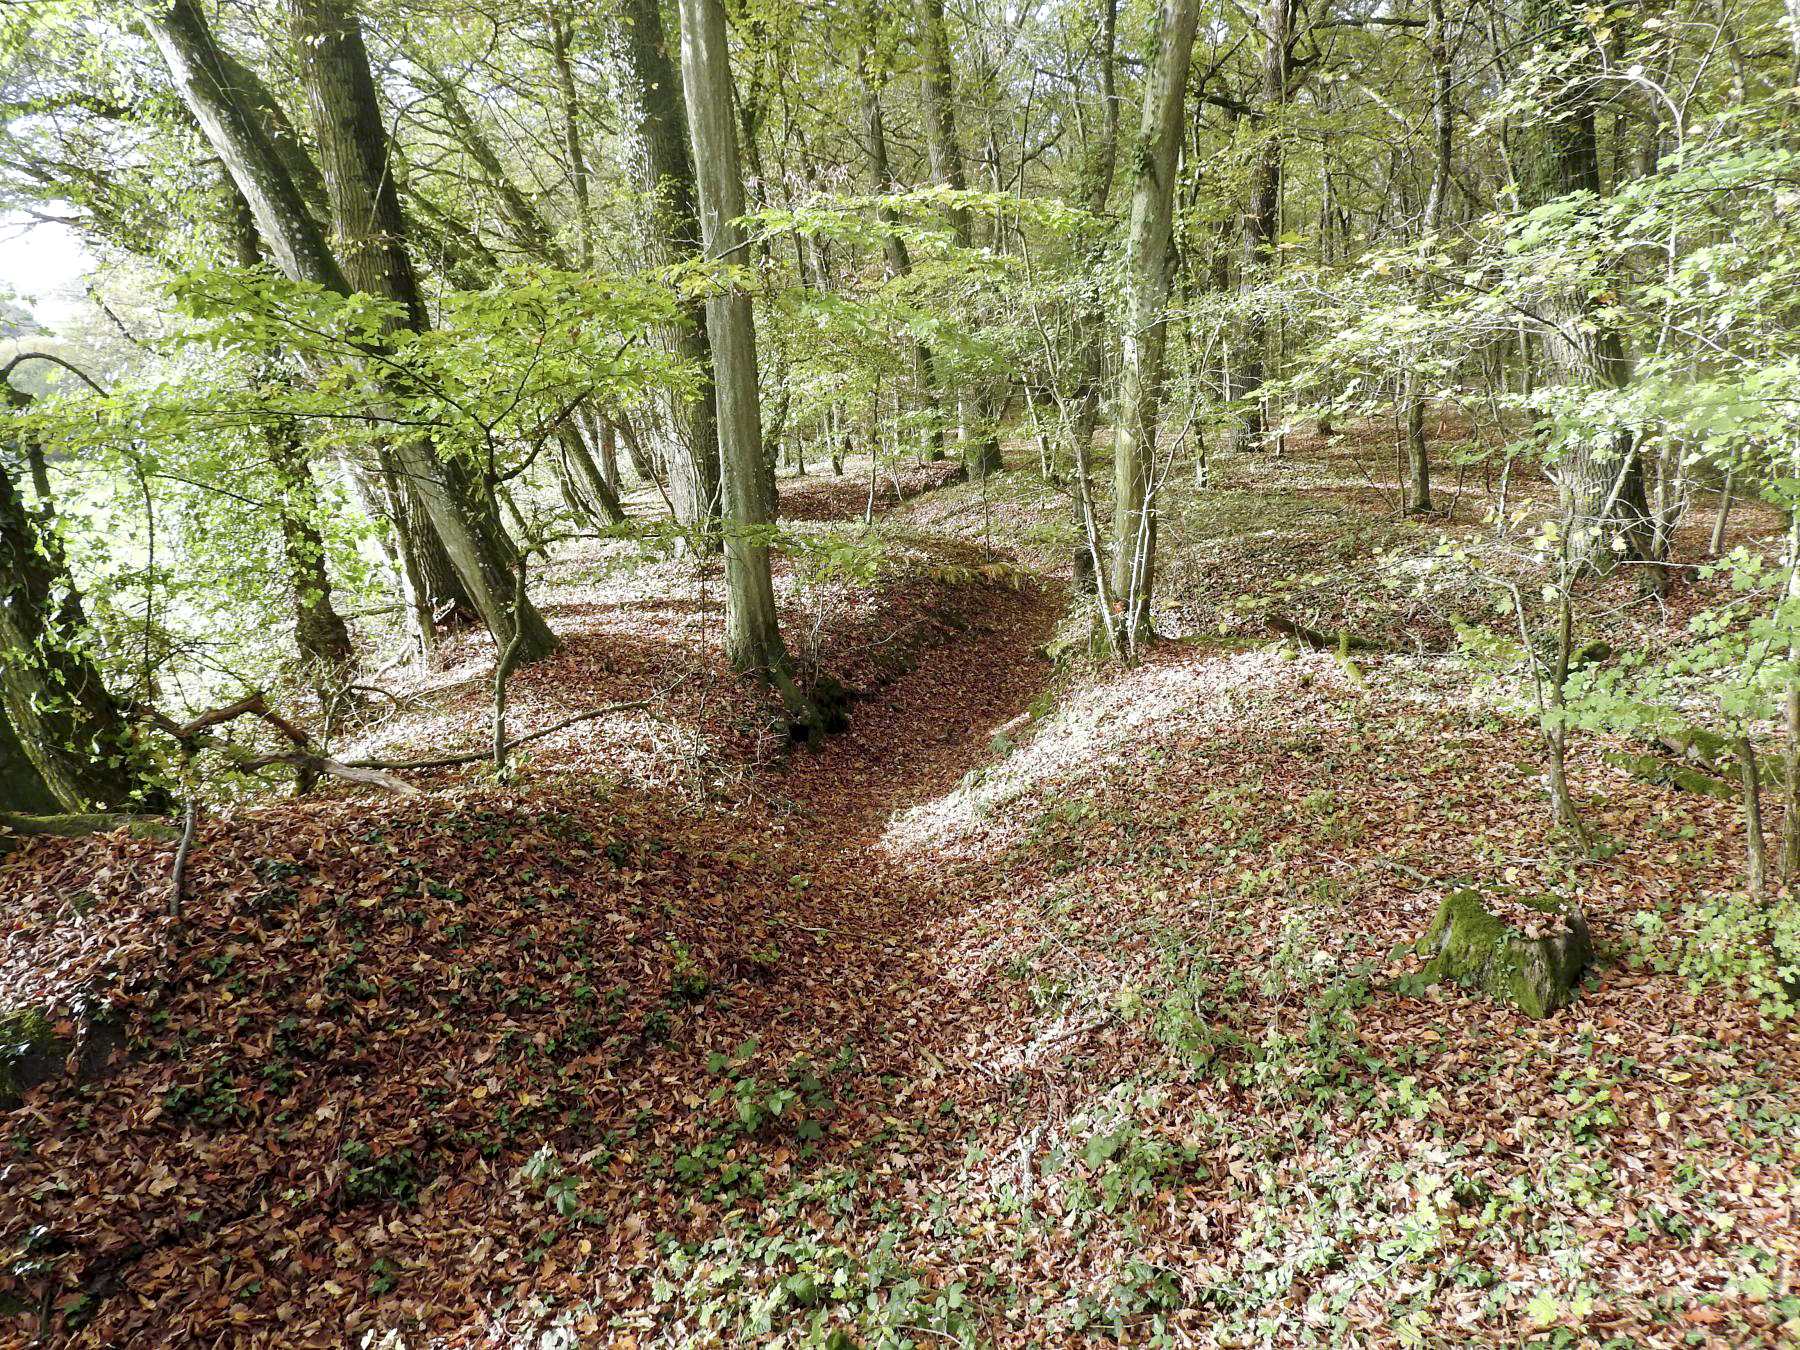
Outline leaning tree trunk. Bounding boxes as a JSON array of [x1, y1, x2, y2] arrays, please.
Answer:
[[914, 0, 1003, 479], [0, 446, 162, 813], [152, 0, 553, 660], [557, 423, 629, 527], [1108, 0, 1200, 653], [284, 0, 556, 659], [607, 0, 723, 548]]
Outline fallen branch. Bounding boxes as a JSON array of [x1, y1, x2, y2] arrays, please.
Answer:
[[343, 696, 661, 772], [169, 798, 199, 918], [224, 747, 421, 797], [1264, 613, 1394, 652]]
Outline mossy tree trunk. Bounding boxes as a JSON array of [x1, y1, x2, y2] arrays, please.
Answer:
[[0, 446, 163, 813], [606, 0, 723, 548], [1108, 0, 1200, 651]]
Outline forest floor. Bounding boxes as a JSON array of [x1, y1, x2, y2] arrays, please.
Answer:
[[2, 427, 1798, 1348]]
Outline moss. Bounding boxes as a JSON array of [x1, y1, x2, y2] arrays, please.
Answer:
[[0, 1007, 63, 1108], [1417, 890, 1592, 1019]]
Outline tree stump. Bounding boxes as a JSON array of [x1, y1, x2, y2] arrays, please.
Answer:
[[1415, 890, 1593, 1018]]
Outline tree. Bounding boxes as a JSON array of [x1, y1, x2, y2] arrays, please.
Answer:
[[913, 0, 1003, 479], [284, 0, 559, 659], [1230, 0, 1292, 454], [1109, 0, 1200, 652], [1519, 0, 1652, 570], [607, 0, 724, 546], [857, 4, 946, 464], [674, 0, 786, 673], [1401, 0, 1454, 517], [148, 0, 557, 663], [0, 385, 163, 813]]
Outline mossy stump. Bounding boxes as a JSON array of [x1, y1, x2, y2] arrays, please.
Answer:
[[1416, 890, 1593, 1018], [0, 1003, 126, 1108]]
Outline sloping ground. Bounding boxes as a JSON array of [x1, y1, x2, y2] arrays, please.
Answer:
[[4, 435, 1799, 1348], [0, 469, 1064, 1347]]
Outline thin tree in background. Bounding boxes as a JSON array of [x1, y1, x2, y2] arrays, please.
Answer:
[[913, 0, 1003, 479]]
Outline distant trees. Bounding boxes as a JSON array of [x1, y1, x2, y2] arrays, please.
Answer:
[[0, 0, 1791, 804]]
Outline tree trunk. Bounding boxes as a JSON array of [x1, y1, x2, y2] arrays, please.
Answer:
[[558, 423, 629, 527], [1232, 0, 1290, 453], [676, 0, 799, 684], [1402, 0, 1452, 516], [0, 444, 162, 813], [1522, 0, 1649, 569], [153, 0, 553, 661], [545, 4, 594, 268], [284, 0, 557, 660], [914, 0, 1003, 478], [268, 422, 356, 688], [1068, 0, 1120, 476], [221, 179, 358, 687], [858, 20, 946, 463], [607, 0, 723, 547], [1109, 0, 1200, 652]]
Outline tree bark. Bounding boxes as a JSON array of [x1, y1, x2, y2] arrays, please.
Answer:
[[607, 0, 723, 546], [283, 0, 558, 659], [676, 0, 791, 676], [545, 4, 594, 269], [1068, 0, 1120, 474], [858, 20, 947, 464], [1109, 0, 1200, 650], [152, 0, 551, 660], [1521, 0, 1650, 569], [1231, 0, 1290, 453], [1402, 0, 1452, 516], [914, 0, 1003, 478]]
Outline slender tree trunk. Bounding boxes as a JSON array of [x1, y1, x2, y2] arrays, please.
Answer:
[[1109, 0, 1200, 652], [410, 51, 569, 266], [544, 3, 594, 268], [1738, 737, 1767, 897], [858, 22, 946, 463], [608, 0, 723, 547], [677, 0, 790, 676], [222, 180, 358, 686], [1232, 0, 1290, 453], [268, 422, 355, 685], [1069, 0, 1120, 478], [914, 0, 1003, 478], [1403, 0, 1452, 515]]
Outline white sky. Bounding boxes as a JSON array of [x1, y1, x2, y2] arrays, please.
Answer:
[[0, 209, 93, 329]]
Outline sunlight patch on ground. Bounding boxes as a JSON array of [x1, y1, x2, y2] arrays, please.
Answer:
[[878, 646, 1347, 862]]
